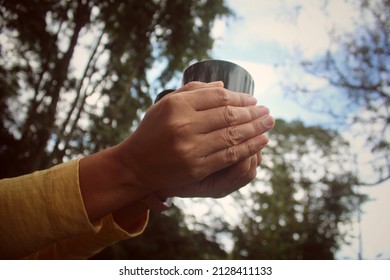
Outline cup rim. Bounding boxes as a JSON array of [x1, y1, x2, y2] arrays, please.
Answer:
[[183, 59, 253, 79]]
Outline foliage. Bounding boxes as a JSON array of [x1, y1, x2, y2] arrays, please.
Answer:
[[282, 0, 390, 184], [0, 0, 231, 260], [0, 0, 232, 178], [0, 1, 368, 260], [230, 119, 367, 259], [92, 119, 367, 260]]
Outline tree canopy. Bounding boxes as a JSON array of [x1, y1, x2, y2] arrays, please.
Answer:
[[0, 0, 369, 260], [0, 0, 232, 178], [282, 0, 389, 185], [230, 119, 367, 259], [89, 119, 367, 259]]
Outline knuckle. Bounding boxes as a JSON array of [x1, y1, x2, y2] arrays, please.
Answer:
[[224, 126, 241, 146], [159, 93, 180, 111], [185, 81, 204, 89], [216, 87, 230, 104], [225, 146, 239, 164], [166, 118, 186, 136], [224, 106, 239, 124]]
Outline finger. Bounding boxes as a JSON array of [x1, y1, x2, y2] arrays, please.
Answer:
[[206, 155, 257, 198], [183, 87, 257, 111], [210, 156, 257, 198], [155, 82, 223, 102], [174, 81, 224, 93], [199, 114, 272, 156], [195, 105, 270, 133], [245, 155, 258, 184], [162, 156, 257, 198], [256, 150, 263, 166], [199, 118, 270, 156], [202, 134, 269, 174]]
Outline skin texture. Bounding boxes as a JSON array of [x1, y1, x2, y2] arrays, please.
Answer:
[[79, 81, 275, 224]]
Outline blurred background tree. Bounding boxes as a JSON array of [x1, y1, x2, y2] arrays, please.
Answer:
[[229, 119, 367, 259], [0, 0, 232, 178], [282, 0, 389, 185], [0, 0, 372, 260], [89, 119, 366, 260]]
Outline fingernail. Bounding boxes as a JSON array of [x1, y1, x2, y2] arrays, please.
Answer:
[[246, 95, 257, 105], [261, 115, 275, 128], [259, 135, 269, 147], [257, 106, 270, 116]]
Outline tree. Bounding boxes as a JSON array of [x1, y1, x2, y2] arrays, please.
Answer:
[[0, 0, 232, 178], [91, 119, 367, 260], [230, 119, 367, 259], [282, 0, 389, 185]]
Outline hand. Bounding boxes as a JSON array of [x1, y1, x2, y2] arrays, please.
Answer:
[[157, 149, 265, 199], [113, 81, 275, 195]]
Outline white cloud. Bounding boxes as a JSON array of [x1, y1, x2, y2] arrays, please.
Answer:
[[210, 0, 390, 259], [222, 0, 359, 58], [211, 18, 228, 41], [231, 60, 278, 97]]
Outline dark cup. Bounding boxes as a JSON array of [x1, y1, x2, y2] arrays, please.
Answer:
[[182, 60, 255, 95], [155, 60, 255, 102]]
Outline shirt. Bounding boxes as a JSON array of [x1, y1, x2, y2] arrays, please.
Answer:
[[0, 159, 148, 259]]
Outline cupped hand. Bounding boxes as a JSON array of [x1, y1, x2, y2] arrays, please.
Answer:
[[114, 81, 275, 195], [157, 148, 265, 199]]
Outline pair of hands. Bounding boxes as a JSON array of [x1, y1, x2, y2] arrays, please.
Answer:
[[80, 81, 274, 222], [117, 81, 275, 199]]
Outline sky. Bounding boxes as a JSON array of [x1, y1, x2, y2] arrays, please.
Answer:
[[72, 0, 388, 260], [190, 0, 390, 260]]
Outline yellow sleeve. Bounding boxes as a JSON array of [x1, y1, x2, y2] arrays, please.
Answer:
[[0, 159, 148, 260], [23, 212, 148, 260]]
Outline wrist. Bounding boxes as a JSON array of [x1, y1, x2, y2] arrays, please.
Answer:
[[79, 146, 149, 222]]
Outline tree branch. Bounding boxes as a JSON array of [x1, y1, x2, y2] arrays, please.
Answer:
[[50, 29, 105, 162]]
